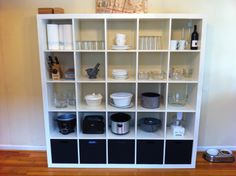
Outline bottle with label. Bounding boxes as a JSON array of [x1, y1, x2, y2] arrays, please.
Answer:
[[191, 25, 199, 50]]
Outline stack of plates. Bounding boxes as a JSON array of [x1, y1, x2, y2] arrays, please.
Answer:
[[112, 45, 129, 50], [112, 69, 128, 80]]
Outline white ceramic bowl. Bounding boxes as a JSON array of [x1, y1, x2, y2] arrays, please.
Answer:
[[110, 92, 133, 107], [112, 75, 128, 80], [112, 69, 128, 75], [85, 93, 103, 107], [206, 149, 219, 156], [112, 69, 128, 80]]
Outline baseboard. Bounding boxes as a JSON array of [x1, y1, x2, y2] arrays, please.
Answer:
[[0, 144, 235, 152], [197, 146, 236, 151], [0, 144, 46, 151]]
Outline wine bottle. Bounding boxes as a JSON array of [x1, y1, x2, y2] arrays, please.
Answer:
[[191, 25, 199, 50]]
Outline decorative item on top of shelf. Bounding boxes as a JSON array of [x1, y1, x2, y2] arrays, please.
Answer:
[[86, 63, 100, 79], [139, 36, 162, 50], [46, 24, 72, 50], [110, 113, 131, 135], [170, 112, 185, 137], [82, 115, 105, 134], [169, 66, 193, 80], [112, 69, 128, 80], [56, 113, 76, 135], [141, 92, 161, 109], [138, 70, 166, 80], [38, 8, 64, 14], [203, 148, 235, 163], [139, 117, 162, 132], [48, 56, 62, 80], [168, 92, 188, 107], [112, 33, 129, 50], [96, 0, 148, 13], [84, 93, 103, 107], [76, 41, 105, 50], [110, 92, 133, 108]]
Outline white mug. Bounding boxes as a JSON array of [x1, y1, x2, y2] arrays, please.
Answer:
[[116, 33, 126, 46], [116, 38, 126, 46], [170, 40, 178, 50]]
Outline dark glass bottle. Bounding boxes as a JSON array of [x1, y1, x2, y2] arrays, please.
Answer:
[[191, 25, 199, 50]]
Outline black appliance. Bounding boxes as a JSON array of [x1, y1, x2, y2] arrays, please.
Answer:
[[82, 115, 105, 134], [56, 114, 76, 135]]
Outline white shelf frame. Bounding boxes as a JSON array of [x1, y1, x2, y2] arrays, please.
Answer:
[[37, 13, 206, 169]]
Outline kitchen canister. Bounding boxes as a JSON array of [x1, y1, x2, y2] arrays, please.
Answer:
[[141, 92, 161, 109]]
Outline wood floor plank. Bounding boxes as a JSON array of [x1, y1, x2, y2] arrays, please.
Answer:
[[0, 150, 235, 176]]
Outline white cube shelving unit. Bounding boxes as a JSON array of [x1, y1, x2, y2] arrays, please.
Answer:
[[37, 13, 206, 168]]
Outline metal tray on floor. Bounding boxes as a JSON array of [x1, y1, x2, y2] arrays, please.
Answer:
[[203, 149, 235, 163]]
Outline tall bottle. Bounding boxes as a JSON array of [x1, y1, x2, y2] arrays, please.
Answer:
[[191, 25, 199, 50]]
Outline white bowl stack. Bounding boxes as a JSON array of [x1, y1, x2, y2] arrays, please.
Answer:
[[112, 69, 128, 80]]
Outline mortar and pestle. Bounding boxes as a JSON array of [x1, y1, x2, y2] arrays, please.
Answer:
[[86, 63, 100, 79]]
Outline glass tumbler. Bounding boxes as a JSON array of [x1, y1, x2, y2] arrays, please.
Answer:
[[138, 71, 149, 80], [54, 92, 68, 108], [76, 41, 82, 50], [139, 36, 145, 50]]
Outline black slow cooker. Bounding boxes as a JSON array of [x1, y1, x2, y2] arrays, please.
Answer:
[[56, 113, 76, 135]]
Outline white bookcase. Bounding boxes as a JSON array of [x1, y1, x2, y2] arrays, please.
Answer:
[[37, 13, 206, 168]]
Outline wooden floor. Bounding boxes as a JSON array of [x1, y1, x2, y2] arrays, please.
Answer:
[[0, 150, 235, 176]]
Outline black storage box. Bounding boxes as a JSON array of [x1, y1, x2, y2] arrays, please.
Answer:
[[80, 139, 106, 163], [82, 115, 105, 134]]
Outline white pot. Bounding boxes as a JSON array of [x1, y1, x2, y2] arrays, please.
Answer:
[[85, 93, 103, 107], [110, 92, 133, 107]]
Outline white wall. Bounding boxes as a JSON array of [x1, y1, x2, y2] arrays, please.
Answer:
[[0, 0, 236, 148]]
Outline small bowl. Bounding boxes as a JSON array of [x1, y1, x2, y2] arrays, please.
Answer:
[[220, 149, 233, 156], [85, 93, 103, 107], [112, 69, 128, 75], [206, 149, 219, 156], [110, 92, 133, 107], [139, 117, 162, 132]]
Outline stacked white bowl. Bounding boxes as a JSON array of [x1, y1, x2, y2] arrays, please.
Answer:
[[112, 69, 128, 80]]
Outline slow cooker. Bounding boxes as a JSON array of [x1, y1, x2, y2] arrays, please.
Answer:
[[82, 115, 105, 134], [110, 113, 131, 135], [56, 113, 76, 135]]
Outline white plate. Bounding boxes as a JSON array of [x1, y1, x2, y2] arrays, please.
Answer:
[[112, 45, 129, 50], [112, 75, 128, 80], [109, 101, 134, 109]]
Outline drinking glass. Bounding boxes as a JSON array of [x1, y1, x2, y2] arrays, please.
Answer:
[[139, 36, 144, 50], [54, 92, 68, 108], [76, 41, 82, 50], [138, 71, 149, 80]]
